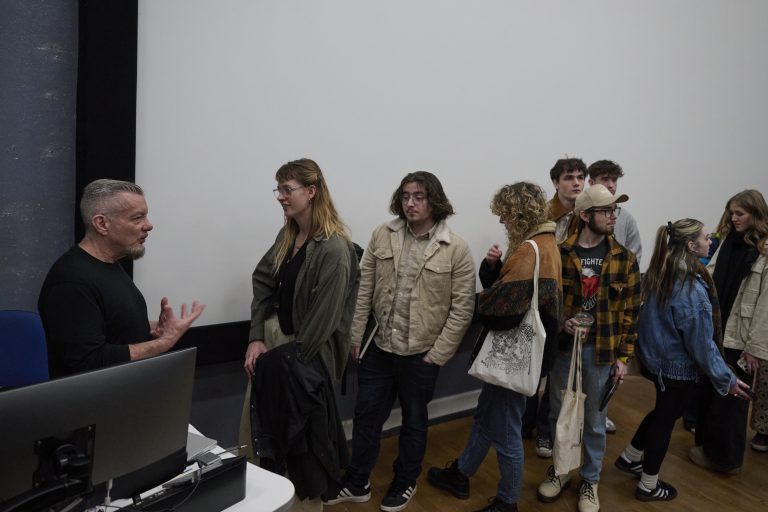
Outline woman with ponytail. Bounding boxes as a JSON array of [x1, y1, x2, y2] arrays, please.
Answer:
[[614, 219, 752, 502]]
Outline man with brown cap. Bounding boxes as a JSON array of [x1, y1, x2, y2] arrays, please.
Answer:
[[536, 185, 641, 512]]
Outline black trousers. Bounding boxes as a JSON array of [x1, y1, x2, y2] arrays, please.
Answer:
[[695, 347, 750, 470], [630, 367, 693, 476]]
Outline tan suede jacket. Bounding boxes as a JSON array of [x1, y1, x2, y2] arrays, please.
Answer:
[[350, 218, 476, 365], [708, 245, 768, 361]]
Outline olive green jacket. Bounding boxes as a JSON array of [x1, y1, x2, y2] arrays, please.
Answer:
[[249, 230, 360, 380]]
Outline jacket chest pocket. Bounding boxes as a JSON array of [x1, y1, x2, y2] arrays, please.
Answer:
[[373, 247, 395, 286], [738, 263, 764, 317], [421, 259, 453, 301], [608, 281, 627, 311]]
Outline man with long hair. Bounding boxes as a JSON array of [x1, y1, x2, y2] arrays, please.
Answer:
[[325, 172, 475, 512]]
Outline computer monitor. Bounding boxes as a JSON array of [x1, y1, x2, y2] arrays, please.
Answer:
[[0, 347, 197, 511]]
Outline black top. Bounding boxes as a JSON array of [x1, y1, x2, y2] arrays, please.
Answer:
[[276, 243, 307, 336], [38, 246, 151, 377], [713, 231, 759, 327], [574, 239, 608, 340]]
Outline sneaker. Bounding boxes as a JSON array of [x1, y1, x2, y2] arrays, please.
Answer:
[[536, 465, 571, 502], [751, 433, 768, 452], [535, 436, 553, 458], [427, 460, 469, 499], [380, 481, 417, 512], [577, 481, 599, 512], [614, 455, 643, 477], [473, 496, 518, 512], [688, 445, 741, 475], [322, 480, 371, 505], [635, 480, 678, 502], [605, 417, 616, 434]]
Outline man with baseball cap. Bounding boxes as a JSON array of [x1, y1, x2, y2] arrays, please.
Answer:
[[536, 184, 641, 512]]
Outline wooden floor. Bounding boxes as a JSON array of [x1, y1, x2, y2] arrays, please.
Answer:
[[327, 375, 768, 512]]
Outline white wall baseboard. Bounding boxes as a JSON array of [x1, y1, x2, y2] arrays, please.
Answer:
[[341, 388, 481, 440]]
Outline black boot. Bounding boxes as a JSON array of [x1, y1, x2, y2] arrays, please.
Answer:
[[426, 459, 469, 499], [474, 496, 518, 512]]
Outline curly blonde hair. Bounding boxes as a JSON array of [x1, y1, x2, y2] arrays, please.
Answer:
[[490, 182, 550, 251]]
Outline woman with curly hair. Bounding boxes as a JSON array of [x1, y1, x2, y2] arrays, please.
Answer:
[[692, 189, 768, 471], [427, 182, 563, 512]]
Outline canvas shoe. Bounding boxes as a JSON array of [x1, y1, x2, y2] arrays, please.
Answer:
[[321, 479, 371, 505], [380, 481, 417, 512], [635, 480, 678, 502], [535, 436, 553, 458], [577, 481, 599, 512], [427, 460, 469, 499], [536, 465, 570, 502]]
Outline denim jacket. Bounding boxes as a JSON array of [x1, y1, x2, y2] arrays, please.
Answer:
[[637, 274, 735, 395]]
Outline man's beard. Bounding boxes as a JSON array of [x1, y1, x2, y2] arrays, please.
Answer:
[[126, 245, 146, 260], [587, 216, 614, 236]]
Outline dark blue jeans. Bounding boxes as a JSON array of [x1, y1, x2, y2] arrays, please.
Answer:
[[346, 342, 440, 487]]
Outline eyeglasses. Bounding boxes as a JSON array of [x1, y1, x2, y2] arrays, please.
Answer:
[[401, 193, 427, 204], [273, 185, 306, 199], [590, 206, 621, 218]]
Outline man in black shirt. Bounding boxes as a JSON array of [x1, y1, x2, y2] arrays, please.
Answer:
[[39, 179, 205, 377]]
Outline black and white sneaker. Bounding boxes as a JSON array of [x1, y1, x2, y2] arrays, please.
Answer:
[[614, 455, 643, 477], [380, 481, 417, 512], [322, 480, 371, 505], [635, 480, 678, 502]]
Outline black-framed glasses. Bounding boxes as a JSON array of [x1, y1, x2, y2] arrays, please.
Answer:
[[590, 206, 621, 218], [273, 185, 306, 199]]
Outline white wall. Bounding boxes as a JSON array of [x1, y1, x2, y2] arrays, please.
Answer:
[[135, 0, 768, 326]]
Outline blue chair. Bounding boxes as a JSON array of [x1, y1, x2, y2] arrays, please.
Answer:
[[0, 310, 49, 388]]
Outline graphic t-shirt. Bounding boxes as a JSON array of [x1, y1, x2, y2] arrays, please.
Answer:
[[574, 240, 608, 340]]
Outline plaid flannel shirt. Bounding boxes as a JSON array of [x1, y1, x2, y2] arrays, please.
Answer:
[[559, 231, 641, 365]]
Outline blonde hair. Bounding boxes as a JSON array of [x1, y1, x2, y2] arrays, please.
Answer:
[[643, 218, 711, 307], [272, 159, 349, 273], [721, 189, 768, 254], [490, 182, 549, 251]]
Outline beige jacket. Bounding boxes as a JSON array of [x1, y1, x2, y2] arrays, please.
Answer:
[[708, 246, 768, 361], [350, 218, 476, 365]]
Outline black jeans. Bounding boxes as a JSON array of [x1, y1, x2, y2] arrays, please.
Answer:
[[630, 368, 692, 476], [346, 342, 440, 487]]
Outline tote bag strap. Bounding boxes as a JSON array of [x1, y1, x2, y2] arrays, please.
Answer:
[[565, 330, 582, 394], [523, 239, 541, 311]]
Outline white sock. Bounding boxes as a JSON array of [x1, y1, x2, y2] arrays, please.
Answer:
[[623, 444, 643, 462], [639, 472, 658, 491]]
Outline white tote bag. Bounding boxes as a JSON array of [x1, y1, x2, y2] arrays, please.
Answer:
[[468, 240, 546, 397], [553, 336, 586, 475]]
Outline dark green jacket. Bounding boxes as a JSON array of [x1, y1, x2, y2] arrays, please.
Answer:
[[250, 230, 360, 380]]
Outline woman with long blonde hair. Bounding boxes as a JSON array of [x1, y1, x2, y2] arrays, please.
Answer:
[[692, 189, 768, 471], [241, 158, 360, 511]]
